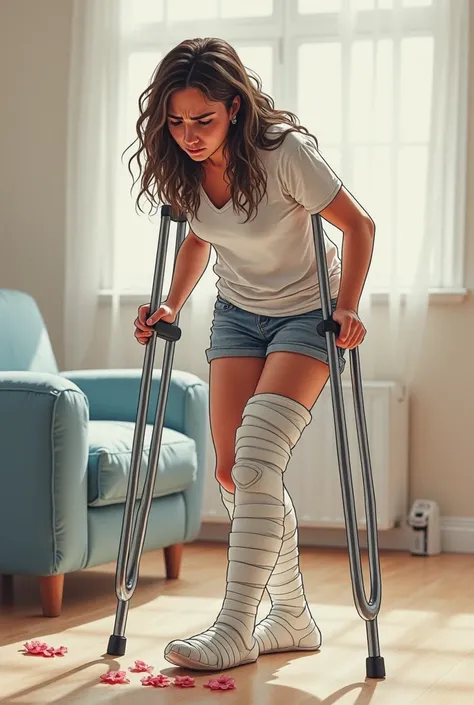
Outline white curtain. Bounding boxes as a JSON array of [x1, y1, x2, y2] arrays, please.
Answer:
[[64, 0, 469, 388], [350, 0, 470, 393], [64, 0, 123, 370]]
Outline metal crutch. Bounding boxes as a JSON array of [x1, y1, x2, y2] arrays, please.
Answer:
[[107, 205, 187, 657], [312, 213, 386, 680]]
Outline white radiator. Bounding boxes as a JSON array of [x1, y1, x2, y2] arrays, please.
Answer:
[[200, 381, 408, 531]]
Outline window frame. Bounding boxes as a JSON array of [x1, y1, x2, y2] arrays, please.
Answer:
[[100, 0, 468, 303]]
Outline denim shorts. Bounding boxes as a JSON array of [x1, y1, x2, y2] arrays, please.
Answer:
[[205, 294, 346, 373]]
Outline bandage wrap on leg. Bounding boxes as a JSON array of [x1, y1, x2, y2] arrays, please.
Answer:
[[164, 393, 311, 670], [220, 396, 322, 655]]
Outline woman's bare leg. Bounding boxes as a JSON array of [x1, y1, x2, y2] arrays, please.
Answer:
[[209, 356, 266, 492]]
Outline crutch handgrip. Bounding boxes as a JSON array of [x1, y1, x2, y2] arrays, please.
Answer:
[[316, 318, 341, 337], [152, 320, 182, 342]]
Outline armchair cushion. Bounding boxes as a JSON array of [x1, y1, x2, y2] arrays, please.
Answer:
[[87, 420, 197, 507], [61, 367, 209, 542]]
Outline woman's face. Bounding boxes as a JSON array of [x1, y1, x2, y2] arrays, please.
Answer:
[[167, 87, 240, 167]]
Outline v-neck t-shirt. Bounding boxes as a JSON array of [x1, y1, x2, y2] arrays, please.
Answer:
[[187, 124, 343, 316]]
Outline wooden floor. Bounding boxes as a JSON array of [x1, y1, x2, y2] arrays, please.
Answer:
[[1, 542, 473, 704]]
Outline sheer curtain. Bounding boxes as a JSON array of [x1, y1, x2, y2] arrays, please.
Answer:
[[349, 0, 470, 393], [64, 0, 470, 387], [64, 0, 123, 370]]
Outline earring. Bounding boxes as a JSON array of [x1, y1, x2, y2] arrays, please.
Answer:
[[231, 115, 237, 124]]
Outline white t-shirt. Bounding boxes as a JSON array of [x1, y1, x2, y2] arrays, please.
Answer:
[[187, 124, 343, 316]]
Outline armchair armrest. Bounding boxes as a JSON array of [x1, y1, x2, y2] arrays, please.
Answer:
[[60, 368, 205, 432], [0, 372, 89, 575], [60, 368, 209, 541]]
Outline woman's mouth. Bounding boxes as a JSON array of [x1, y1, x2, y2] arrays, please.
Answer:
[[187, 147, 205, 154]]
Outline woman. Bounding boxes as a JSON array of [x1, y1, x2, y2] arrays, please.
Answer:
[[129, 37, 375, 671]]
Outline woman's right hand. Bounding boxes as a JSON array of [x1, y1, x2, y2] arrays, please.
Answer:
[[134, 302, 177, 345]]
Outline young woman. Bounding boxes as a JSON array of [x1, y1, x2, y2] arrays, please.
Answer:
[[130, 37, 375, 671]]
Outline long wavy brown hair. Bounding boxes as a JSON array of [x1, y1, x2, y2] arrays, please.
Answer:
[[124, 37, 319, 224]]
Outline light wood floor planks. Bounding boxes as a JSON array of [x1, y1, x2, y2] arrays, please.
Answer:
[[1, 542, 473, 704]]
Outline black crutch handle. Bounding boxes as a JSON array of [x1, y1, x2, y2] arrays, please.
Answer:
[[151, 319, 182, 342], [317, 318, 341, 337]]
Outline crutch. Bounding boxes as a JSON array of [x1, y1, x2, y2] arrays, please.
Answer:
[[107, 205, 186, 657], [312, 213, 386, 679]]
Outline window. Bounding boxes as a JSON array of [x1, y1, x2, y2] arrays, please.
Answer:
[[105, 0, 461, 296]]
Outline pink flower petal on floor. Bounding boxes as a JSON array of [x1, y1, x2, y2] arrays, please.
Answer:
[[24, 640, 49, 655], [150, 674, 172, 688], [23, 641, 68, 657], [100, 670, 130, 684], [174, 675, 196, 688], [205, 680, 222, 690], [204, 675, 236, 690], [129, 659, 154, 673], [141, 673, 172, 688]]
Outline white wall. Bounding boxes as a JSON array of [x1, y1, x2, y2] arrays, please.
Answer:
[[0, 0, 473, 527]]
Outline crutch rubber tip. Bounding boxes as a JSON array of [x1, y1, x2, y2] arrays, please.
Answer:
[[107, 634, 127, 656], [366, 655, 386, 679]]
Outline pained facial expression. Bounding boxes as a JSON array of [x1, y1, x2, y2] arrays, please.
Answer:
[[167, 87, 239, 165]]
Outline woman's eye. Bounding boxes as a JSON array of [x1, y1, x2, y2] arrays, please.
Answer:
[[169, 120, 212, 127]]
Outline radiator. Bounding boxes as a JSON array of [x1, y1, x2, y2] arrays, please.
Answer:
[[200, 381, 409, 531]]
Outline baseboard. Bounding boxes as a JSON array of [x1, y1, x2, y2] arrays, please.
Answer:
[[440, 516, 474, 553], [197, 516, 474, 554]]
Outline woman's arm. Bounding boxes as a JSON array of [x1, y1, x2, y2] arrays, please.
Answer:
[[319, 187, 375, 313]]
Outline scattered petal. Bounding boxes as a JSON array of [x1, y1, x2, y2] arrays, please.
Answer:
[[24, 640, 49, 655], [128, 659, 154, 673], [174, 675, 196, 688], [23, 641, 68, 657], [205, 680, 222, 690], [204, 675, 236, 690], [141, 673, 172, 688], [100, 670, 130, 684]]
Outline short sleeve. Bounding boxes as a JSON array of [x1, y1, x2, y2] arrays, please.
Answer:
[[278, 131, 342, 214]]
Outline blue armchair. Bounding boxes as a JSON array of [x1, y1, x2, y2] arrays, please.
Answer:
[[0, 289, 209, 616]]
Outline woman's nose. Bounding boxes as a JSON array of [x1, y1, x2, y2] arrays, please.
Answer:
[[183, 129, 199, 146]]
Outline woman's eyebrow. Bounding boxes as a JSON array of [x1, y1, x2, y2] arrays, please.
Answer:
[[167, 111, 217, 120]]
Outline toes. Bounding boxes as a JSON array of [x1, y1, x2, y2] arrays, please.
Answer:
[[169, 641, 192, 658], [165, 639, 213, 668], [165, 640, 193, 659]]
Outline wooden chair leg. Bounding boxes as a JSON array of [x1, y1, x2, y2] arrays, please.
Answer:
[[164, 543, 183, 579], [39, 575, 64, 617], [1, 574, 14, 604]]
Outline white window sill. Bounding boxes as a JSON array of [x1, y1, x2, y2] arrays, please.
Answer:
[[98, 288, 470, 306], [369, 288, 469, 305]]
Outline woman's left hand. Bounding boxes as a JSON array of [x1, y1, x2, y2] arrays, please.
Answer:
[[332, 307, 366, 349]]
